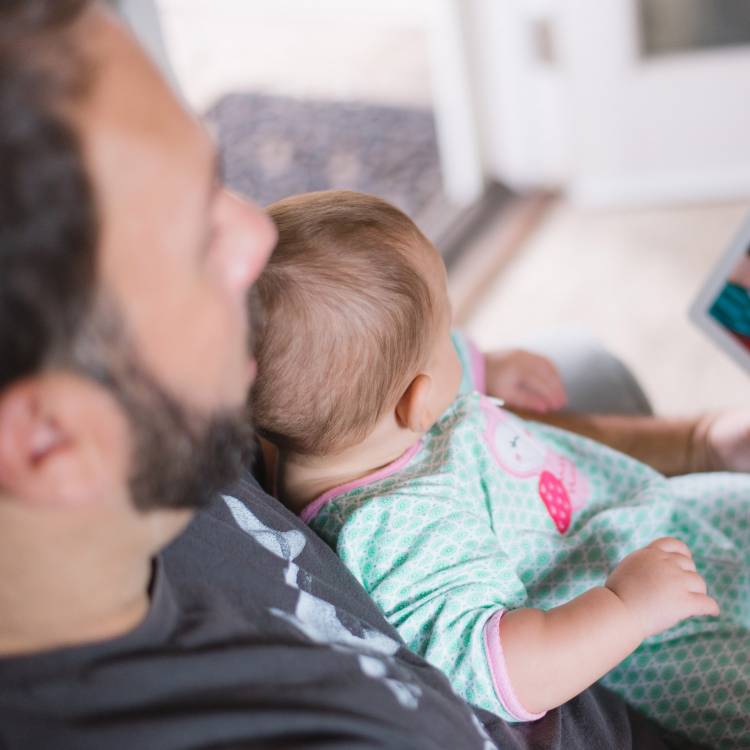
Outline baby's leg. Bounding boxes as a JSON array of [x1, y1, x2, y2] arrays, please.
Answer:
[[603, 472, 750, 747], [604, 627, 750, 748]]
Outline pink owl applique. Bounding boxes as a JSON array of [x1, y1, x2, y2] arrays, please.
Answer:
[[481, 398, 589, 534]]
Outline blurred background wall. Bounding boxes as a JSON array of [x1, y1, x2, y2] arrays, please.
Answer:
[[114, 0, 750, 414]]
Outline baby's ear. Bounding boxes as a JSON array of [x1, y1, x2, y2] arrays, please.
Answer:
[[395, 374, 433, 434]]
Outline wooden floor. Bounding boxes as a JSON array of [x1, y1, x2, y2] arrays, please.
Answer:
[[458, 199, 750, 416]]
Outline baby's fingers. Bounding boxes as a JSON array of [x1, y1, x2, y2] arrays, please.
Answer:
[[526, 360, 567, 407], [682, 570, 709, 595], [509, 385, 551, 413], [649, 536, 693, 559], [529, 355, 567, 406], [674, 555, 697, 574], [539, 362, 567, 409], [687, 592, 720, 618], [519, 374, 564, 411]]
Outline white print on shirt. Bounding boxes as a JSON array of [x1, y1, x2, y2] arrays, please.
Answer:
[[470, 711, 500, 750], [222, 495, 424, 711]]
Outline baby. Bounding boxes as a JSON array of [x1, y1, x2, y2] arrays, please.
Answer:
[[251, 190, 750, 748]]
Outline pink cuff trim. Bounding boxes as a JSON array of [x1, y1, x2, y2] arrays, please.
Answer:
[[300, 440, 423, 523], [467, 338, 486, 394], [483, 610, 547, 722]]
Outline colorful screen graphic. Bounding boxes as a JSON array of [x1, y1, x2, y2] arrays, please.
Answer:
[[709, 250, 750, 353]]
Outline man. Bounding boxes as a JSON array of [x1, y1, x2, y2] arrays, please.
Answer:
[[0, 1, 742, 747]]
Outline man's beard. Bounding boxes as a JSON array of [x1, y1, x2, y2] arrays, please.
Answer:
[[118, 359, 256, 512], [70, 301, 256, 512]]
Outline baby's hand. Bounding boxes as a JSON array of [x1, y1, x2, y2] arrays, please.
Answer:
[[605, 537, 719, 639], [484, 349, 566, 413]]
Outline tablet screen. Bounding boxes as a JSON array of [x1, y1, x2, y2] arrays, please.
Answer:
[[690, 214, 750, 374], [708, 251, 750, 353]]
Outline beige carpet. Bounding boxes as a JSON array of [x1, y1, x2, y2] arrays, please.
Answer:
[[463, 200, 750, 416]]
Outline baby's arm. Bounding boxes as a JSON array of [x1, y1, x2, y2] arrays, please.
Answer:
[[499, 537, 719, 715]]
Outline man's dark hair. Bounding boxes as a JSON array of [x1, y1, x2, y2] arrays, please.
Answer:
[[0, 0, 97, 393]]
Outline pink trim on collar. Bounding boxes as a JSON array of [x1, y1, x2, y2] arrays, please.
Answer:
[[300, 440, 423, 523]]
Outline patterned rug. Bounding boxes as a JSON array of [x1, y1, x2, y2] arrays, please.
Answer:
[[205, 92, 444, 226]]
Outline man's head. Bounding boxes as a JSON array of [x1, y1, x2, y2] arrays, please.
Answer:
[[0, 2, 275, 549], [251, 190, 461, 459]]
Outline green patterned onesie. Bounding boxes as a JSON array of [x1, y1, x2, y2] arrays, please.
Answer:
[[300, 333, 750, 747]]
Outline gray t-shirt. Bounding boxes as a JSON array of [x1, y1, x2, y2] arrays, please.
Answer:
[[0, 471, 706, 749]]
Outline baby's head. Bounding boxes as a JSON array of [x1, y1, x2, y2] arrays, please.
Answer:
[[250, 190, 461, 458]]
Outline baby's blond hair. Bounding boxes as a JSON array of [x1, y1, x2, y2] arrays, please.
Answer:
[[250, 190, 435, 456]]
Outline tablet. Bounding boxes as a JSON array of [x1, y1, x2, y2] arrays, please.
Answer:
[[690, 213, 750, 374]]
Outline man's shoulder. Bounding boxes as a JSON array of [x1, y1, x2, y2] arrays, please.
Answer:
[[0, 471, 695, 750], [165, 470, 395, 623], [0, 471, 496, 750]]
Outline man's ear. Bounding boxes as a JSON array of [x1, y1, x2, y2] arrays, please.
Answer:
[[0, 375, 128, 509], [395, 373, 433, 434]]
